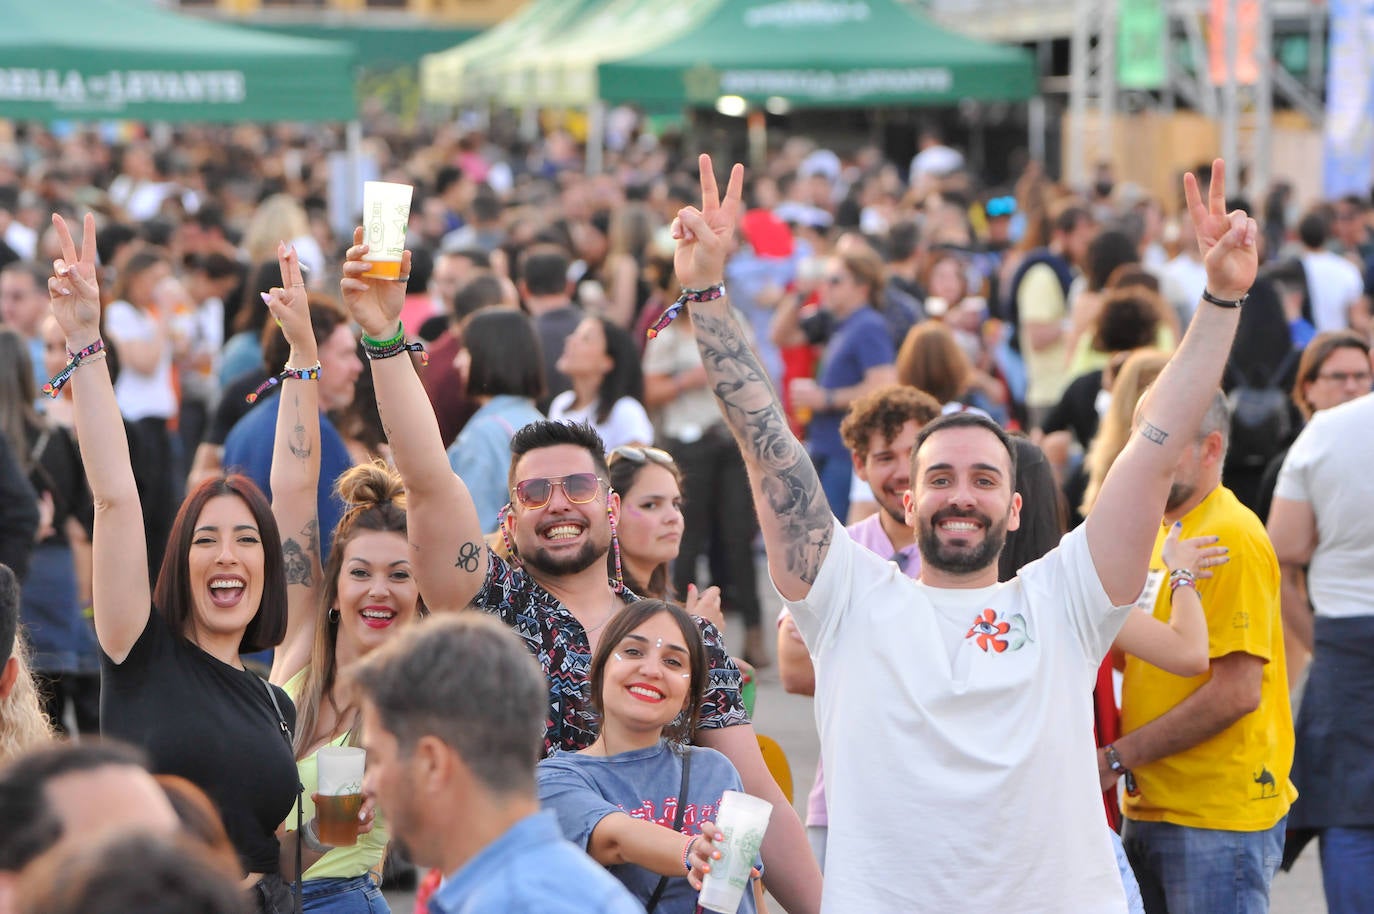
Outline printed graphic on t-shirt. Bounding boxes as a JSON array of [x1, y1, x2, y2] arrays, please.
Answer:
[[966, 608, 1032, 653], [623, 796, 720, 833], [1252, 766, 1279, 800]]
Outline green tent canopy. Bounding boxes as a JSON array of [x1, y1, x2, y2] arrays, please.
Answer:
[[0, 0, 356, 122], [596, 0, 1036, 108]]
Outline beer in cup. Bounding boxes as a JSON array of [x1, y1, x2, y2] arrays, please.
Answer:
[[315, 746, 366, 847], [361, 181, 413, 281]]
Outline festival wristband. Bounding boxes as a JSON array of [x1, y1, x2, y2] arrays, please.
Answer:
[[1201, 288, 1247, 309], [362, 323, 428, 364], [43, 338, 106, 398], [646, 283, 726, 339], [683, 836, 698, 874], [246, 361, 322, 403]]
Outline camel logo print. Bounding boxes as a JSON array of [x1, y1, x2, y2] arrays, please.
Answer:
[[1253, 766, 1277, 799], [966, 609, 1032, 653]]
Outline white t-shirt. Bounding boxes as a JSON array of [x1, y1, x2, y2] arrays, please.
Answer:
[[1159, 253, 1207, 322], [548, 392, 654, 452], [1273, 392, 1374, 619], [1301, 250, 1363, 333], [783, 520, 1132, 913], [104, 300, 177, 421]]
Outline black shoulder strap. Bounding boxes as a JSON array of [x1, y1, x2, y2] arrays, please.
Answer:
[[645, 749, 693, 914], [262, 679, 304, 914]]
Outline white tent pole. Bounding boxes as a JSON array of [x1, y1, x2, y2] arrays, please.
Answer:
[[587, 100, 606, 175]]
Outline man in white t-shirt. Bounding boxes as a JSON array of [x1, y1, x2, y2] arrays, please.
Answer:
[[670, 153, 1259, 911], [1298, 210, 1367, 334]]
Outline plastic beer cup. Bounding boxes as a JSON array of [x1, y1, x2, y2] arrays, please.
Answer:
[[315, 746, 365, 847], [361, 181, 413, 280], [698, 790, 773, 913]]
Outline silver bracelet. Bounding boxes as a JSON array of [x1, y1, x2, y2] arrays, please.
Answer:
[[300, 817, 334, 854]]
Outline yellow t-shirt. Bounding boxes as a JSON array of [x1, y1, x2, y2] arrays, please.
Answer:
[[284, 668, 390, 881], [1068, 324, 1177, 376], [1019, 263, 1072, 409], [1122, 486, 1296, 831]]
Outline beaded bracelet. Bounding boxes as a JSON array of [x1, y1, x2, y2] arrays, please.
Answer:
[[646, 283, 726, 339], [1168, 568, 1197, 594], [682, 836, 698, 874], [362, 323, 429, 365], [43, 338, 106, 398], [246, 361, 322, 403]]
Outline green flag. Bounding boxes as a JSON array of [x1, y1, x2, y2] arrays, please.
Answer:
[[1118, 0, 1168, 89]]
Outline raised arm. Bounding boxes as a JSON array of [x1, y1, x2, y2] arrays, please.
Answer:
[[267, 243, 324, 686], [1086, 160, 1256, 605], [674, 155, 833, 602], [339, 228, 487, 612], [48, 214, 150, 663]]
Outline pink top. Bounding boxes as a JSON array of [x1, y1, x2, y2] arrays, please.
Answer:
[[780, 513, 921, 827]]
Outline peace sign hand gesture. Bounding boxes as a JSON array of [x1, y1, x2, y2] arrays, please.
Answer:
[[262, 241, 317, 365], [1184, 158, 1258, 302], [48, 213, 103, 350], [672, 154, 745, 291]]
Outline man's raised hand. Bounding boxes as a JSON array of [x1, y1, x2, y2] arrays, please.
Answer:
[[672, 154, 745, 291], [1183, 158, 1258, 302]]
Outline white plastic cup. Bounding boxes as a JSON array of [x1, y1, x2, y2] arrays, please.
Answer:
[[698, 790, 773, 913], [361, 181, 413, 280], [316, 746, 365, 797]]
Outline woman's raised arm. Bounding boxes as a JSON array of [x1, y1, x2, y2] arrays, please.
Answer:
[[266, 243, 323, 686], [48, 214, 149, 663], [339, 228, 487, 612]]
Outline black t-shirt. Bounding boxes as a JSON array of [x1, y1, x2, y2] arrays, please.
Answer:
[[1042, 369, 1104, 448], [100, 612, 298, 874]]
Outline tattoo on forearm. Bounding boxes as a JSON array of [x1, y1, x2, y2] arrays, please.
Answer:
[[302, 518, 318, 563], [289, 394, 312, 460], [1140, 422, 1169, 445], [282, 538, 311, 587], [690, 308, 833, 583], [455, 541, 481, 572]]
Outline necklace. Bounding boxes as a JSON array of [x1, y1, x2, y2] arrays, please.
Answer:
[[582, 591, 621, 637]]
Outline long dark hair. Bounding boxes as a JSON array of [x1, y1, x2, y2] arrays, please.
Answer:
[[591, 318, 644, 425], [465, 309, 546, 401], [152, 476, 287, 654], [589, 600, 707, 744]]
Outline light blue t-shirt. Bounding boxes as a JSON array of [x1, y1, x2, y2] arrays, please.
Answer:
[[446, 395, 544, 534], [537, 741, 758, 914], [428, 810, 640, 914]]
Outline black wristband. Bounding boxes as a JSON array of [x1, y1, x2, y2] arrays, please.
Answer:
[[1201, 288, 1247, 309]]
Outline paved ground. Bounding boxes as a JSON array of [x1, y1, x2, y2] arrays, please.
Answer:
[[385, 578, 1326, 913]]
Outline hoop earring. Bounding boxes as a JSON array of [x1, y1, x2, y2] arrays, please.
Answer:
[[327, 607, 340, 624], [608, 499, 625, 593]]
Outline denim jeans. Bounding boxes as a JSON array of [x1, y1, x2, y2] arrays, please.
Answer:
[[1319, 827, 1374, 914], [301, 875, 389, 914], [1123, 817, 1286, 914]]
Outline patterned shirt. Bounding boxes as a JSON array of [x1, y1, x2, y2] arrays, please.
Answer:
[[475, 549, 748, 756]]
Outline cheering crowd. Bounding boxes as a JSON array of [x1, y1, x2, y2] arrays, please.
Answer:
[[0, 114, 1371, 914]]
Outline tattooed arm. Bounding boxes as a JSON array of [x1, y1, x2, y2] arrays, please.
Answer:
[[339, 229, 488, 612], [673, 156, 832, 602], [1087, 159, 1255, 605], [266, 244, 324, 686]]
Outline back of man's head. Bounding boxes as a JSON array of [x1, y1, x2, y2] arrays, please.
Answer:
[[16, 832, 247, 914], [520, 247, 571, 298], [1298, 211, 1330, 250], [0, 740, 158, 873], [452, 274, 506, 325], [351, 615, 545, 796]]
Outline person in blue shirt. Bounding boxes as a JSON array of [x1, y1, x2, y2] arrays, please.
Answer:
[[538, 599, 752, 914], [222, 298, 361, 563], [352, 613, 642, 914]]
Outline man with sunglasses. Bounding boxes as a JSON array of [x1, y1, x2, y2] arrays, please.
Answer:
[[337, 235, 824, 914], [670, 153, 1258, 912]]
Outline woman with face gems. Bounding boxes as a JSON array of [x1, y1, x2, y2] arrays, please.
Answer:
[[47, 214, 299, 914], [264, 245, 419, 913], [537, 600, 756, 914]]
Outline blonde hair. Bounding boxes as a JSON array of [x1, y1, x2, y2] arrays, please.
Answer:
[[1081, 349, 1170, 516], [242, 195, 310, 267], [0, 633, 56, 764]]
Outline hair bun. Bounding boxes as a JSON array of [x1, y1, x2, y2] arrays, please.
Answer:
[[334, 460, 406, 512]]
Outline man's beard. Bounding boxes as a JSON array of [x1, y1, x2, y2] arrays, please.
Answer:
[[520, 538, 608, 578], [1165, 481, 1195, 514], [918, 506, 1009, 576]]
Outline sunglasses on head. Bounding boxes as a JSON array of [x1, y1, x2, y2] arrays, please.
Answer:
[[511, 473, 605, 509], [609, 445, 676, 468]]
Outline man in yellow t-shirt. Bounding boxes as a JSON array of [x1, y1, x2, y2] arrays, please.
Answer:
[[1105, 390, 1295, 914]]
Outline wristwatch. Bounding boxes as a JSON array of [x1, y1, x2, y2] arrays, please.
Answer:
[[1104, 744, 1128, 775]]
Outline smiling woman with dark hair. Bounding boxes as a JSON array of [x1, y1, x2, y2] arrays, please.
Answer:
[[47, 213, 300, 914], [550, 316, 654, 452]]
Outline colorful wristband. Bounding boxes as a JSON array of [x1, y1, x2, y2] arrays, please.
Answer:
[[362, 323, 428, 365], [246, 361, 322, 403], [646, 283, 726, 339], [43, 338, 106, 398], [682, 836, 698, 874]]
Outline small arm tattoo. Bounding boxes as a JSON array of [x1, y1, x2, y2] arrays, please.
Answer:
[[282, 538, 312, 587], [455, 541, 482, 573], [289, 395, 312, 460], [1140, 421, 1169, 445]]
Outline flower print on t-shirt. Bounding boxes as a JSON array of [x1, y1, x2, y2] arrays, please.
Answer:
[[966, 608, 1033, 653]]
